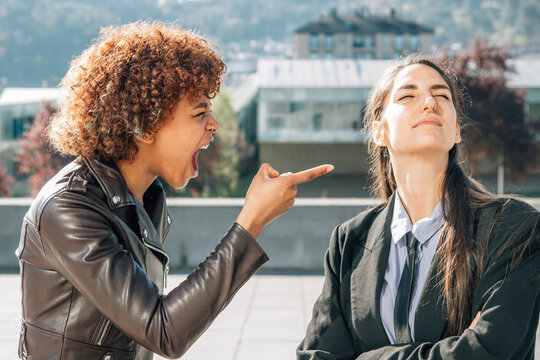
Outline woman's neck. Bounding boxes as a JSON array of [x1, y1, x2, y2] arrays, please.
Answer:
[[115, 157, 156, 206], [391, 153, 447, 224]]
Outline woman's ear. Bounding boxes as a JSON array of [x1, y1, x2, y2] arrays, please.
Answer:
[[138, 133, 155, 145], [372, 121, 388, 147], [455, 122, 462, 144]]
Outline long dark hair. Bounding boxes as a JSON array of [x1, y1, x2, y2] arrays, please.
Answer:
[[363, 57, 497, 335]]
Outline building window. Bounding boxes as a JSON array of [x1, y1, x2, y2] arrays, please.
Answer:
[[288, 102, 310, 130], [364, 36, 373, 48], [409, 35, 419, 48], [309, 52, 319, 59], [266, 102, 287, 130], [336, 102, 362, 130], [395, 35, 404, 50], [267, 102, 288, 114], [528, 102, 540, 123], [268, 116, 285, 129], [312, 113, 323, 130], [325, 52, 334, 59], [0, 105, 35, 141], [338, 52, 346, 59], [310, 35, 319, 49], [383, 35, 391, 44], [289, 102, 304, 113], [325, 35, 334, 49], [356, 53, 374, 59], [312, 102, 333, 130], [354, 36, 363, 47], [338, 36, 346, 44]]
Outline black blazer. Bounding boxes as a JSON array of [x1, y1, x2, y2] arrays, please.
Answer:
[[298, 194, 539, 360]]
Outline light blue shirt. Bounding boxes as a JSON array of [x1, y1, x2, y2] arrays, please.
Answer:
[[380, 193, 445, 344]]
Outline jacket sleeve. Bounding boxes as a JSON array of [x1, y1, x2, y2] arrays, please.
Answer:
[[297, 225, 358, 360], [38, 192, 268, 359], [355, 203, 540, 360]]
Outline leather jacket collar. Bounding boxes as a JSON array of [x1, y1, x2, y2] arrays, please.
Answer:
[[82, 157, 165, 211]]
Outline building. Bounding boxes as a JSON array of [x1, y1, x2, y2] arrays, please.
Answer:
[[294, 8, 434, 60], [232, 58, 540, 197]]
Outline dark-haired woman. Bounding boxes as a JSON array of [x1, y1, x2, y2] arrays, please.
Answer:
[[297, 58, 539, 360], [16, 22, 333, 360]]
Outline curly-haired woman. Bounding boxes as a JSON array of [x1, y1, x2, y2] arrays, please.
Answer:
[[297, 58, 539, 359], [16, 22, 332, 359]]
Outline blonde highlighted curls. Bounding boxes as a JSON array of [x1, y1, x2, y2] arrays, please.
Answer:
[[49, 21, 226, 161]]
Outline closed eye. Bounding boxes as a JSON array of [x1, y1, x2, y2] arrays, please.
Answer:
[[398, 95, 413, 101], [435, 94, 450, 100]]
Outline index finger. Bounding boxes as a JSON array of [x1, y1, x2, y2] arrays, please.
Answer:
[[289, 164, 334, 184]]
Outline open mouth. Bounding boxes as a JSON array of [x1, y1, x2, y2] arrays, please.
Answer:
[[191, 142, 212, 177], [192, 149, 200, 176]]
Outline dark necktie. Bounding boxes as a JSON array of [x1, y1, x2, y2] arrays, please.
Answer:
[[394, 231, 419, 343]]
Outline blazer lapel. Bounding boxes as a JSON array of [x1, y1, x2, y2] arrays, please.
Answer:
[[350, 194, 395, 348]]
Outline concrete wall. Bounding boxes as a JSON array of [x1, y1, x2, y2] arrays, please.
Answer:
[[259, 142, 370, 175], [0, 198, 377, 272], [2, 197, 539, 273]]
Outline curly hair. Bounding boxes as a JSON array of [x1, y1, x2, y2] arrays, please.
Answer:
[[48, 21, 226, 161]]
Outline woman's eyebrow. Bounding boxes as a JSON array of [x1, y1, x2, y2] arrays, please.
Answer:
[[192, 101, 209, 110], [396, 84, 450, 92], [431, 84, 451, 91], [396, 84, 417, 91]]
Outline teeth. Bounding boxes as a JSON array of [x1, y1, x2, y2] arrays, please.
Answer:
[[201, 144, 209, 150]]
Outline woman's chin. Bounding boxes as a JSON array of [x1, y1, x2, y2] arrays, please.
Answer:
[[165, 174, 193, 190]]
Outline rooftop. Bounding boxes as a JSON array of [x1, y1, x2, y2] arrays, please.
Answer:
[[256, 59, 396, 88], [0, 87, 61, 106], [295, 9, 434, 35], [253, 58, 540, 90]]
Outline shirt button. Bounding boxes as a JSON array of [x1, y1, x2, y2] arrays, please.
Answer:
[[143, 228, 148, 238], [167, 215, 171, 225], [103, 354, 112, 360], [112, 195, 120, 204]]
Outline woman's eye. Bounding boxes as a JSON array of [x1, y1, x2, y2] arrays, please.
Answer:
[[436, 94, 450, 100], [398, 95, 413, 100], [194, 111, 206, 118]]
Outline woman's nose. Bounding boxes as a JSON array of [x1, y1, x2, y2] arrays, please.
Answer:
[[423, 96, 437, 112], [207, 114, 220, 133]]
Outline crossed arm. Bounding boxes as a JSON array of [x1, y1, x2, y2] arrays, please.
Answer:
[[298, 204, 540, 360]]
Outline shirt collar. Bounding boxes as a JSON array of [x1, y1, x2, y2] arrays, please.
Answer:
[[390, 191, 445, 246]]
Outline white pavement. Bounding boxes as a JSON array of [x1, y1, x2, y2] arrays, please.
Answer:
[[1, 274, 539, 360]]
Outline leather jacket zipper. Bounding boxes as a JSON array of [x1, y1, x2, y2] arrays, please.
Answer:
[[96, 319, 111, 346], [164, 264, 169, 289], [141, 239, 170, 289]]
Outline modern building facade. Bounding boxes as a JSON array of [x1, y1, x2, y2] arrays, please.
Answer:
[[294, 9, 434, 60]]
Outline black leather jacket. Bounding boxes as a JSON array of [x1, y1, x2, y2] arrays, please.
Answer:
[[16, 156, 268, 359]]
